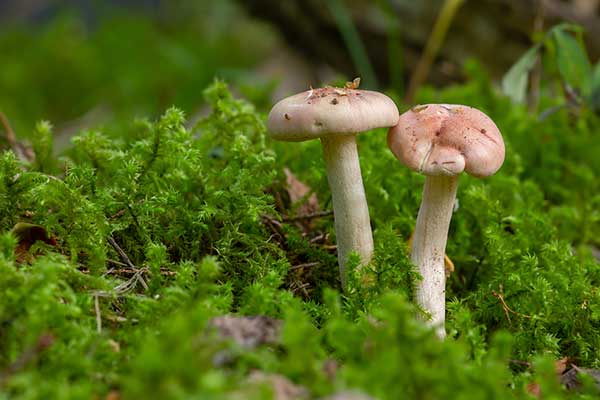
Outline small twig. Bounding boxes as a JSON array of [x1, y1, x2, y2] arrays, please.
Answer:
[[94, 295, 102, 334], [290, 262, 320, 271], [107, 258, 128, 267], [107, 236, 136, 270], [105, 267, 177, 277], [110, 209, 127, 220], [492, 285, 532, 325], [283, 210, 334, 222], [309, 233, 329, 244], [289, 280, 311, 297], [261, 214, 287, 248]]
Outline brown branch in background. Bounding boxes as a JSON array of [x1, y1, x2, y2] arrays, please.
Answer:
[[0, 333, 55, 386], [405, 0, 465, 103], [492, 285, 532, 325], [0, 111, 34, 163]]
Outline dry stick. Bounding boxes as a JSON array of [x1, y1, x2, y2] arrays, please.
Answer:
[[106, 236, 149, 290], [107, 236, 136, 269], [261, 214, 287, 246], [290, 262, 320, 271], [404, 0, 465, 103], [282, 210, 334, 222], [107, 258, 128, 268]]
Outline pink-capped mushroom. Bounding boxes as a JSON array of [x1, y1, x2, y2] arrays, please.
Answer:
[[268, 80, 399, 287], [388, 104, 505, 338]]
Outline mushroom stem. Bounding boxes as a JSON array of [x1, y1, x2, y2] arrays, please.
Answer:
[[411, 174, 458, 339], [321, 135, 374, 288]]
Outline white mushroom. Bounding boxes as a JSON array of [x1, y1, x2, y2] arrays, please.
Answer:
[[387, 104, 505, 338], [268, 83, 399, 287]]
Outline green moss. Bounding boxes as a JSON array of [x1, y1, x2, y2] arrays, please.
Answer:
[[0, 71, 599, 398]]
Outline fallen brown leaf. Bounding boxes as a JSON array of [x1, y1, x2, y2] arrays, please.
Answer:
[[284, 167, 320, 218], [11, 223, 58, 264]]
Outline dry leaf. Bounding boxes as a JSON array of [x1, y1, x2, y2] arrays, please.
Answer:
[[11, 223, 58, 264], [284, 168, 320, 216]]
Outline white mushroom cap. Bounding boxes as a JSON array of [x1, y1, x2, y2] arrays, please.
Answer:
[[268, 87, 399, 142], [387, 104, 505, 178]]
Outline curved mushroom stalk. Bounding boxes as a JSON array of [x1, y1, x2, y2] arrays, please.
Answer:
[[411, 175, 457, 339], [322, 135, 373, 287], [388, 104, 505, 339]]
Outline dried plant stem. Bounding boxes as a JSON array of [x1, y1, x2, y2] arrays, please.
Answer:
[[405, 0, 465, 103]]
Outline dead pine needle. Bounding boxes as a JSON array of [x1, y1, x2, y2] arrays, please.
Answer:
[[94, 294, 102, 334], [492, 285, 532, 325]]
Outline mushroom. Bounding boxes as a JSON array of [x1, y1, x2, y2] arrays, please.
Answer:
[[387, 104, 505, 338], [268, 81, 399, 287]]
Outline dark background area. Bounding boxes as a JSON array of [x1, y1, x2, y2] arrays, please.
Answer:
[[0, 0, 599, 139]]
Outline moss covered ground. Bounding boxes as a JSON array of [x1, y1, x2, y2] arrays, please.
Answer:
[[1, 9, 600, 400]]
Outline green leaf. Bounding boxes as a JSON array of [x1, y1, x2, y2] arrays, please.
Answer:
[[501, 45, 539, 104], [552, 28, 592, 93]]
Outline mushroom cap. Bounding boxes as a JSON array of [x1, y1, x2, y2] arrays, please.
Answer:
[[387, 104, 505, 178], [267, 87, 399, 142]]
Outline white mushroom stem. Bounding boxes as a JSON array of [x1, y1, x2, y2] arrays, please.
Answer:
[[411, 174, 458, 339], [321, 135, 374, 288]]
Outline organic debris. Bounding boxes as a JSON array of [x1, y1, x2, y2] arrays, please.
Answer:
[[209, 316, 282, 348], [11, 222, 58, 263]]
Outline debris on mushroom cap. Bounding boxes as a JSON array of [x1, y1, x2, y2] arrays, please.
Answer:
[[344, 77, 361, 89], [267, 85, 399, 142], [387, 104, 505, 178]]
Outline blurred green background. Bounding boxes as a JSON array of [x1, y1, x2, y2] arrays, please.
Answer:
[[1, 0, 598, 148]]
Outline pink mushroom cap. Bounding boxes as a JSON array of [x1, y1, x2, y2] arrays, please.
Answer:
[[268, 87, 399, 142], [387, 104, 505, 178]]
